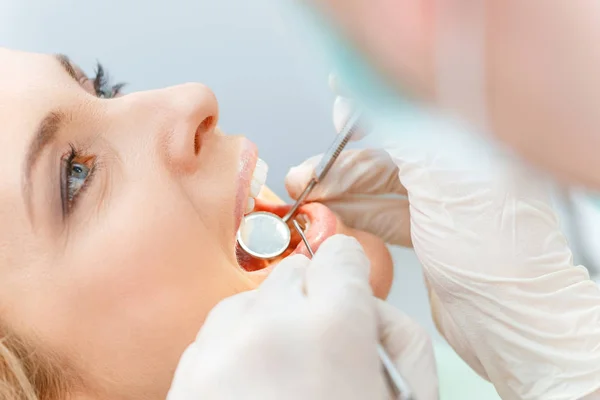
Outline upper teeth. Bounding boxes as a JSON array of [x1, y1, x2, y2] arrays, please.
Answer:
[[245, 197, 255, 214], [246, 158, 268, 214], [250, 158, 268, 198]]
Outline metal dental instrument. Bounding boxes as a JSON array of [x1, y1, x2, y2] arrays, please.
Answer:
[[378, 345, 414, 400], [291, 220, 414, 400], [292, 220, 313, 257], [236, 110, 363, 260]]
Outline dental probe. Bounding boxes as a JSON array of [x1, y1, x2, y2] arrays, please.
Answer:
[[291, 220, 414, 400], [282, 109, 362, 222]]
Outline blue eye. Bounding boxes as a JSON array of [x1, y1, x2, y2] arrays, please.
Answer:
[[67, 162, 90, 201], [61, 146, 96, 215], [71, 163, 89, 179]]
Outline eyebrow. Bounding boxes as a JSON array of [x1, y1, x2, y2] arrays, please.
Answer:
[[23, 111, 66, 219]]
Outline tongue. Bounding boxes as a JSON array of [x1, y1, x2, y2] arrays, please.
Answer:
[[236, 199, 337, 271]]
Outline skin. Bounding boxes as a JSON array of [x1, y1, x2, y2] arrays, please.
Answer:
[[310, 0, 600, 189], [0, 48, 393, 399]]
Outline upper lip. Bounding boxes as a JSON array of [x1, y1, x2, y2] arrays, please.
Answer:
[[233, 141, 258, 236]]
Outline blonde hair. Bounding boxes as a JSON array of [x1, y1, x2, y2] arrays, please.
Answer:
[[0, 330, 69, 400]]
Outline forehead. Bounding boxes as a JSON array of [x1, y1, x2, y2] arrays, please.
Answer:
[[0, 47, 76, 115], [0, 48, 69, 89], [0, 47, 77, 142], [1, 49, 63, 168]]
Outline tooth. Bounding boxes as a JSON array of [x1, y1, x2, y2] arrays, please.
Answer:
[[245, 197, 255, 214], [250, 179, 262, 199], [254, 158, 268, 183], [250, 158, 268, 198]]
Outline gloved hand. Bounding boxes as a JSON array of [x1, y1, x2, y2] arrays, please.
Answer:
[[287, 75, 412, 247], [285, 79, 600, 399], [167, 234, 438, 400]]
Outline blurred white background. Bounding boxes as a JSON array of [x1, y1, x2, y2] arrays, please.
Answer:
[[4, 1, 598, 398]]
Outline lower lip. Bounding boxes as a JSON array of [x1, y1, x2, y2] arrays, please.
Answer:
[[234, 139, 258, 235]]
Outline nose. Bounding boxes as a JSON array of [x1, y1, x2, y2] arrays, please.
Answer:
[[141, 83, 219, 173]]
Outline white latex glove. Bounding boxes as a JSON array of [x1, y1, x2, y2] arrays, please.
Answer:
[[285, 80, 600, 400], [167, 234, 438, 400]]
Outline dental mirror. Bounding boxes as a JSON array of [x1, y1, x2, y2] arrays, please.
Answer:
[[236, 212, 291, 259], [237, 110, 362, 260]]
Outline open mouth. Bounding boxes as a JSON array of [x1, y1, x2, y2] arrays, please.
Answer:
[[235, 152, 337, 272], [236, 196, 337, 272]]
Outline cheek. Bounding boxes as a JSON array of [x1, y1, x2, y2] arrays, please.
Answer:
[[189, 136, 243, 247], [39, 188, 253, 386]]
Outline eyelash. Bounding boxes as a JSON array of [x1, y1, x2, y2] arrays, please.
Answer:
[[60, 144, 97, 216], [93, 63, 126, 98]]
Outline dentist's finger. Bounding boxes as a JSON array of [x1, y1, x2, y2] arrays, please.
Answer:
[[329, 73, 367, 139], [285, 149, 408, 200], [329, 73, 354, 98], [258, 254, 308, 302], [333, 96, 356, 133], [305, 235, 372, 311], [376, 299, 439, 400]]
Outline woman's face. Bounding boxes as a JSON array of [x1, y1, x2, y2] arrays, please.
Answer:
[[0, 48, 393, 398]]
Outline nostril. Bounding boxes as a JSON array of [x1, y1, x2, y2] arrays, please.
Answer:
[[193, 130, 200, 156], [194, 116, 214, 155]]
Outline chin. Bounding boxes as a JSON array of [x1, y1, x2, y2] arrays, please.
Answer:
[[236, 186, 394, 299]]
